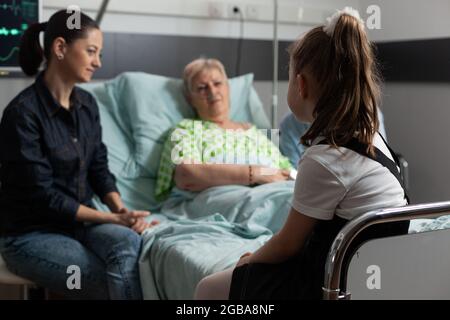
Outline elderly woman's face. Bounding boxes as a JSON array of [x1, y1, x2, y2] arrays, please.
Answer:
[[189, 68, 230, 123]]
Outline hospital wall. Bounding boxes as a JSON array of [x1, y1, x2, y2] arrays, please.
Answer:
[[1, 0, 359, 121], [359, 0, 450, 203], [1, 0, 449, 205]]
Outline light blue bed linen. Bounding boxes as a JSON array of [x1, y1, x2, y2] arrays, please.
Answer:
[[139, 181, 294, 300], [161, 181, 294, 233]]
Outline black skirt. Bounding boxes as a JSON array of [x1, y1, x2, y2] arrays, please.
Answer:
[[229, 216, 409, 300]]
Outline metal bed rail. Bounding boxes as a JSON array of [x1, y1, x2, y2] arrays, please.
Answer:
[[322, 201, 450, 300]]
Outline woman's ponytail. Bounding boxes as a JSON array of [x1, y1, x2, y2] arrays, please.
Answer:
[[19, 10, 99, 76], [19, 22, 47, 76]]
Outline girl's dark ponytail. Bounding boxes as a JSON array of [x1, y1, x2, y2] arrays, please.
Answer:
[[19, 22, 47, 76]]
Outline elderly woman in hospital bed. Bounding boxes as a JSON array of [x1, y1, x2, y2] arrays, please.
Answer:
[[155, 58, 293, 200]]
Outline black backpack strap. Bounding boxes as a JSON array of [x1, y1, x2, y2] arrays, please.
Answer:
[[318, 136, 409, 203], [376, 132, 408, 188]]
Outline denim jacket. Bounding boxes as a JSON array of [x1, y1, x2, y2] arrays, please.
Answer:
[[0, 72, 118, 236]]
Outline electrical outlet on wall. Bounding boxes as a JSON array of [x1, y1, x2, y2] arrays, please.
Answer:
[[208, 2, 226, 18], [227, 3, 243, 20]]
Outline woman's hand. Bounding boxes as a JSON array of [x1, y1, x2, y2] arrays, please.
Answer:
[[115, 207, 149, 225], [108, 208, 157, 233], [253, 166, 290, 185], [130, 218, 160, 234], [236, 252, 252, 268]]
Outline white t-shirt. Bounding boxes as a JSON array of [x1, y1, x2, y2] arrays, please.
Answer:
[[291, 133, 408, 221]]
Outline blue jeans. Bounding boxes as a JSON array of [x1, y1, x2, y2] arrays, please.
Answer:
[[0, 223, 143, 300]]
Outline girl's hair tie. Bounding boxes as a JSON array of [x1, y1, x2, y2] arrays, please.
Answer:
[[323, 7, 365, 36]]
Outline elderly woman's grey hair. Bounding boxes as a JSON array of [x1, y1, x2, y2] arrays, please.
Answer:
[[183, 58, 228, 97]]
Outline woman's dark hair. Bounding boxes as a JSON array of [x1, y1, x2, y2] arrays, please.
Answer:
[[19, 9, 99, 76]]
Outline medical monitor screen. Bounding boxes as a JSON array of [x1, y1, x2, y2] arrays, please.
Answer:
[[0, 0, 41, 71]]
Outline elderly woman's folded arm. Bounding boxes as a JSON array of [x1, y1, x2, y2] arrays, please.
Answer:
[[174, 163, 290, 192], [174, 163, 250, 191]]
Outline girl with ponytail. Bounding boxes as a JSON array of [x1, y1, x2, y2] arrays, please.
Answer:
[[195, 7, 409, 300], [0, 10, 156, 299]]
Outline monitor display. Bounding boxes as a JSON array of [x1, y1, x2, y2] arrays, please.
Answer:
[[0, 0, 41, 72]]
